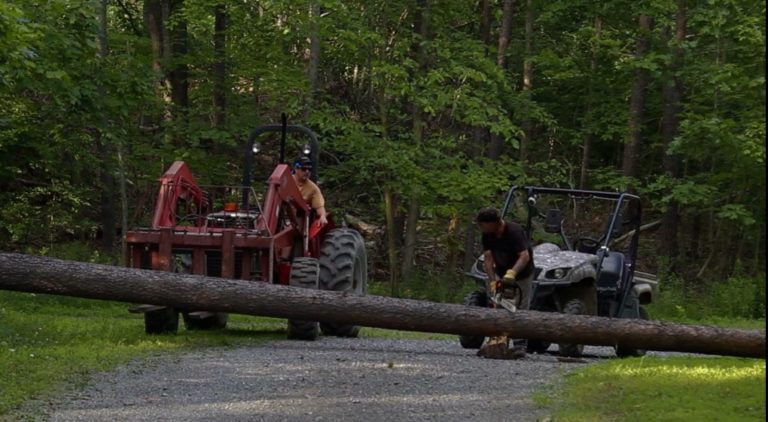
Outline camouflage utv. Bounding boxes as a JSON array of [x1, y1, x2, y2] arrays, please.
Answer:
[[460, 186, 658, 357]]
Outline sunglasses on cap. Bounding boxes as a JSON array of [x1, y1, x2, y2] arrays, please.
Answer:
[[296, 166, 311, 171]]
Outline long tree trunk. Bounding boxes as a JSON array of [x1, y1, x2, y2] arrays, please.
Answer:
[[401, 0, 429, 283], [661, 1, 686, 274], [519, 0, 534, 163], [305, 0, 321, 120], [97, 0, 115, 256], [0, 253, 764, 359], [212, 2, 227, 129], [579, 16, 602, 190], [622, 14, 653, 180], [384, 187, 399, 296], [488, 0, 514, 160]]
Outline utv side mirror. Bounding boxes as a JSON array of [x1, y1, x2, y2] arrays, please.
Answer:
[[544, 209, 562, 233]]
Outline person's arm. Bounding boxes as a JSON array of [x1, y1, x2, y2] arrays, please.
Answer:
[[502, 226, 531, 281], [312, 184, 328, 226], [483, 250, 497, 282], [503, 249, 530, 281]]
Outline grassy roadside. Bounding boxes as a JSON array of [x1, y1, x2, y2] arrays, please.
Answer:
[[536, 317, 766, 421], [0, 290, 450, 416], [535, 356, 766, 421]]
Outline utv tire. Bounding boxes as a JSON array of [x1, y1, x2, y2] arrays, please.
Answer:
[[318, 229, 368, 338], [144, 307, 179, 335], [182, 312, 229, 330], [459, 290, 488, 349], [615, 306, 649, 357], [558, 299, 587, 357], [287, 257, 320, 340], [527, 340, 551, 354]]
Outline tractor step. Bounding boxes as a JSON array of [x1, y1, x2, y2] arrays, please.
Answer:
[[128, 304, 169, 314]]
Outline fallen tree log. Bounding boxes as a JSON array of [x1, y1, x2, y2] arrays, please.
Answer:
[[0, 253, 763, 359]]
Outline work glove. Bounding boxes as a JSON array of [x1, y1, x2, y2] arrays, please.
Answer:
[[503, 269, 517, 282]]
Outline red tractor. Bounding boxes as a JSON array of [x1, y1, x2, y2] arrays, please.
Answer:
[[124, 120, 368, 340]]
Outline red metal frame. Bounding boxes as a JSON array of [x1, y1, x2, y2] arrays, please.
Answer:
[[125, 161, 335, 284]]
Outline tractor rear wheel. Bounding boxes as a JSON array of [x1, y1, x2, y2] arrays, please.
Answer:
[[318, 228, 368, 337], [144, 307, 179, 335], [458, 290, 487, 349], [615, 306, 649, 357], [182, 312, 229, 330], [287, 257, 320, 340], [558, 299, 587, 357]]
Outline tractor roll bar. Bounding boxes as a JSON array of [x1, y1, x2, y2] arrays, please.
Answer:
[[241, 123, 320, 210]]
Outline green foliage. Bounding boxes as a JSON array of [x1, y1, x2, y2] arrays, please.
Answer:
[[649, 274, 766, 322]]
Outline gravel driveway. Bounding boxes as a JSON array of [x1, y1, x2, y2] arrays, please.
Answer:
[[28, 338, 662, 422]]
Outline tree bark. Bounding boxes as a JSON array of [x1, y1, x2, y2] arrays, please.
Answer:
[[0, 253, 763, 359], [622, 14, 652, 181], [579, 16, 602, 189], [661, 1, 686, 274], [305, 0, 321, 120], [212, 2, 227, 128], [97, 0, 116, 255], [519, 0, 534, 163], [384, 188, 399, 296], [488, 0, 515, 160]]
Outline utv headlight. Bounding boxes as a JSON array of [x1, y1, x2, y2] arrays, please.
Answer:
[[547, 267, 570, 279]]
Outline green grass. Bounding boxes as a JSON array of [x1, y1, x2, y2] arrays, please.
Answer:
[[535, 356, 766, 421]]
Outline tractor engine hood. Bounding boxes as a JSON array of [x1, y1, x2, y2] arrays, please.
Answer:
[[532, 242, 598, 283]]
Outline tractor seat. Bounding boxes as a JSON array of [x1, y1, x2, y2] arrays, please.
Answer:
[[597, 251, 624, 290]]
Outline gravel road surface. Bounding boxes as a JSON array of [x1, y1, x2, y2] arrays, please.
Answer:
[[27, 338, 680, 422]]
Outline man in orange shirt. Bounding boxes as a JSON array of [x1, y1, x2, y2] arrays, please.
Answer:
[[292, 157, 328, 227]]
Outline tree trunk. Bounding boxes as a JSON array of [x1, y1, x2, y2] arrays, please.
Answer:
[[0, 253, 763, 359], [519, 0, 534, 163], [622, 14, 652, 181], [167, 0, 189, 137], [661, 1, 686, 274], [212, 2, 227, 129], [579, 16, 602, 190], [305, 0, 321, 120], [488, 0, 514, 160], [97, 0, 115, 255], [384, 188, 399, 296]]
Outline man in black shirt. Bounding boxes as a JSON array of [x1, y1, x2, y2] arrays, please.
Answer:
[[477, 207, 535, 357]]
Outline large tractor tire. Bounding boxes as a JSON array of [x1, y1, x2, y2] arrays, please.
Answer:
[[182, 312, 229, 330], [287, 257, 320, 340], [558, 299, 587, 357], [318, 228, 368, 338], [458, 290, 488, 349], [615, 306, 649, 357], [144, 307, 179, 335]]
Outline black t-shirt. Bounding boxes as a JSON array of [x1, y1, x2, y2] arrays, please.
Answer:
[[481, 220, 535, 279]]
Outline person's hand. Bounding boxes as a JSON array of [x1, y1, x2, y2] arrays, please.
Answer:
[[318, 214, 328, 226], [503, 269, 517, 281]]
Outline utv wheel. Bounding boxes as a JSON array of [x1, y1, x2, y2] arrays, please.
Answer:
[[558, 299, 587, 357], [615, 306, 649, 358], [527, 340, 551, 354], [459, 290, 488, 349], [318, 229, 368, 338], [287, 257, 320, 340], [182, 312, 229, 330], [144, 307, 179, 334]]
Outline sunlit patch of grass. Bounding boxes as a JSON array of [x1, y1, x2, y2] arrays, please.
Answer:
[[536, 356, 766, 421], [360, 327, 454, 340]]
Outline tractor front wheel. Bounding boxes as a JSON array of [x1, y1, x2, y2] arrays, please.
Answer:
[[182, 312, 229, 330], [458, 290, 487, 349], [615, 306, 649, 357], [287, 257, 320, 340], [318, 228, 368, 338], [144, 307, 179, 335]]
